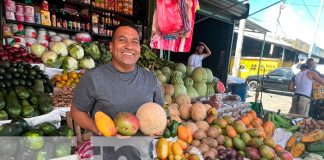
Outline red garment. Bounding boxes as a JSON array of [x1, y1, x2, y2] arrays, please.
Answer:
[[156, 0, 183, 35], [151, 0, 199, 52]]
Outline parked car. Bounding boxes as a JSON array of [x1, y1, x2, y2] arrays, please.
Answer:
[[246, 67, 295, 91]]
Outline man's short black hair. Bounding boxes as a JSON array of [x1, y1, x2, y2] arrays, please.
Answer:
[[306, 58, 314, 63], [112, 22, 140, 41], [300, 64, 309, 70]]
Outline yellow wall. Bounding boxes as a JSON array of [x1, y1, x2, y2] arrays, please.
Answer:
[[229, 57, 284, 79]]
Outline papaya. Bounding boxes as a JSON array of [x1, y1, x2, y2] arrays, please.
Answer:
[[226, 125, 237, 138], [301, 129, 324, 143], [233, 121, 247, 134], [290, 142, 305, 158], [233, 136, 246, 151], [259, 145, 275, 159], [247, 138, 264, 148], [156, 138, 168, 159], [94, 111, 117, 137], [241, 132, 252, 144]]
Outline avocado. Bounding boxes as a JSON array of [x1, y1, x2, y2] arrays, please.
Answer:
[[12, 79, 19, 86], [4, 73, 12, 79], [0, 61, 10, 68], [0, 68, 6, 74]]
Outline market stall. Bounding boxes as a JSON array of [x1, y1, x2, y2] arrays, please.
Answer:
[[1, 0, 324, 160]]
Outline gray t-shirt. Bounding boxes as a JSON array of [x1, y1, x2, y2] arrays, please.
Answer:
[[72, 63, 164, 118]]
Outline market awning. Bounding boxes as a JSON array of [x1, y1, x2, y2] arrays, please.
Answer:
[[197, 0, 249, 24]]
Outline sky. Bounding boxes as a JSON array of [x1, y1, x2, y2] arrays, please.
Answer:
[[248, 0, 324, 49]]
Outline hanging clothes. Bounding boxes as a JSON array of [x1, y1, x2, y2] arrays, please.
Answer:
[[150, 0, 199, 52], [156, 0, 183, 35]]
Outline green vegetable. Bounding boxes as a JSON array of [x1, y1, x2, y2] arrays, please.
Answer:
[[40, 122, 57, 135], [38, 93, 52, 114], [32, 79, 44, 94], [79, 56, 96, 69], [15, 86, 30, 99], [36, 142, 55, 160], [68, 44, 84, 59], [84, 42, 100, 60], [0, 123, 23, 136], [58, 125, 74, 137], [162, 127, 171, 138], [41, 51, 64, 68], [307, 141, 324, 152], [168, 120, 179, 137], [24, 130, 44, 151], [50, 42, 68, 56], [62, 56, 78, 70], [31, 43, 46, 58], [0, 91, 6, 110], [11, 117, 29, 133], [21, 100, 35, 118], [55, 142, 72, 158], [0, 110, 8, 120], [6, 89, 22, 118]]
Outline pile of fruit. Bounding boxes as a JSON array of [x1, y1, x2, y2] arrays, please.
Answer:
[[153, 96, 299, 160], [0, 45, 42, 63], [95, 102, 167, 137], [283, 118, 324, 158], [51, 70, 84, 88], [31, 41, 111, 70], [158, 63, 225, 103], [0, 118, 74, 159], [0, 61, 53, 92]]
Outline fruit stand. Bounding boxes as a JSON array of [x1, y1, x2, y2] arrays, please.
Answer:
[[1, 0, 323, 160]]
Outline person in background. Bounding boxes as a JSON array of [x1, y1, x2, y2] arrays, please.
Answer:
[[288, 64, 324, 116], [70, 23, 164, 136], [306, 58, 321, 76], [188, 42, 212, 68]]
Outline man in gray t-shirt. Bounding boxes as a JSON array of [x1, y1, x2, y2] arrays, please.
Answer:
[[70, 24, 164, 135]]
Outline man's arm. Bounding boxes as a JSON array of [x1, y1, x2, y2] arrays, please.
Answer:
[[288, 76, 295, 91], [310, 71, 324, 85], [70, 104, 101, 135], [200, 42, 211, 58]]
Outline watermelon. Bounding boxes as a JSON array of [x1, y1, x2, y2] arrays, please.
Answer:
[[216, 81, 225, 93]]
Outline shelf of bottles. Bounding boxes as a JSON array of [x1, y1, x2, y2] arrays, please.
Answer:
[[3, 0, 139, 38]]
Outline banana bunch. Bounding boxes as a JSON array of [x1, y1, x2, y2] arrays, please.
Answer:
[[138, 44, 175, 70], [265, 112, 300, 132]]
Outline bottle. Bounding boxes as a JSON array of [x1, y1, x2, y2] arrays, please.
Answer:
[[67, 13, 73, 30], [76, 14, 81, 31], [41, 0, 49, 11], [72, 13, 77, 30], [85, 15, 91, 32], [62, 10, 68, 29], [56, 10, 62, 28], [51, 10, 57, 27], [80, 15, 85, 31]]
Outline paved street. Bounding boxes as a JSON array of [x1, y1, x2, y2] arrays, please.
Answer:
[[246, 90, 293, 114]]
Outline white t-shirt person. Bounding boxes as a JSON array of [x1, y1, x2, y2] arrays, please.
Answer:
[[187, 42, 212, 69]]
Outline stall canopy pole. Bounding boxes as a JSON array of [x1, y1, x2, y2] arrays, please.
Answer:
[[255, 33, 267, 104], [281, 48, 285, 67]]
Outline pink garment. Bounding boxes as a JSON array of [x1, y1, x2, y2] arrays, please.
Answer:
[[150, 0, 199, 52], [156, 0, 183, 35]]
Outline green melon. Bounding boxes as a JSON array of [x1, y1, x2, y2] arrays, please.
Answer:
[[161, 66, 172, 75], [186, 86, 199, 98], [173, 84, 187, 98], [171, 77, 184, 85], [206, 83, 215, 96], [184, 77, 194, 87], [175, 63, 186, 74], [157, 74, 167, 84], [193, 82, 207, 97], [191, 67, 207, 83], [186, 66, 194, 76], [205, 68, 213, 83], [155, 70, 162, 75], [171, 71, 183, 79]]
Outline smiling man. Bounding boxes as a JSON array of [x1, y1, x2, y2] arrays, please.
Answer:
[[70, 23, 164, 135]]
